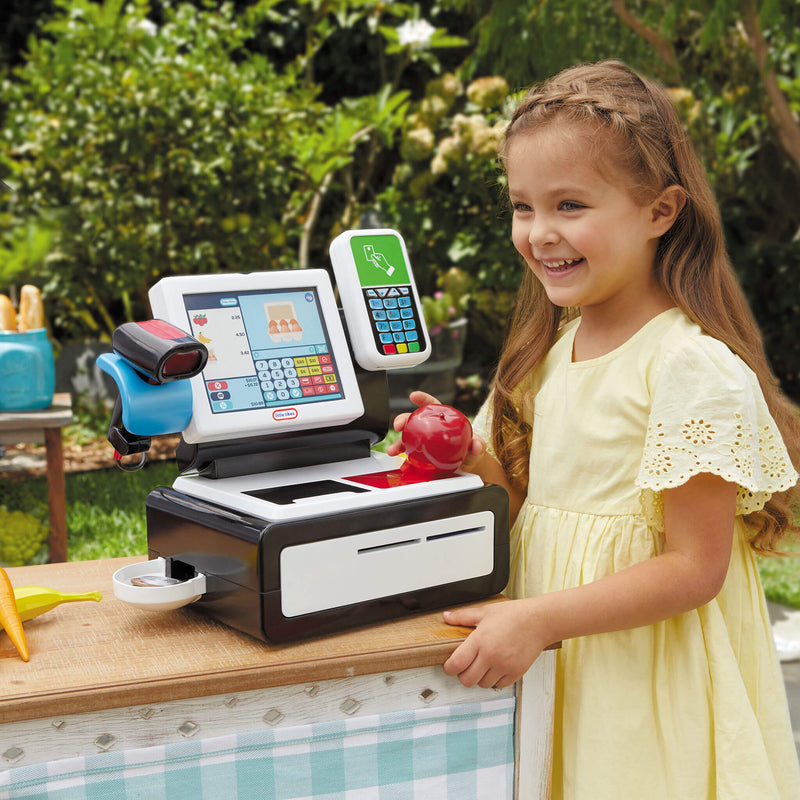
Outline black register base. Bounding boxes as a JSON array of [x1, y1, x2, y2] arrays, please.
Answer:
[[145, 479, 509, 643]]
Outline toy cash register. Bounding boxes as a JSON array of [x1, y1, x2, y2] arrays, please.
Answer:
[[100, 229, 509, 642]]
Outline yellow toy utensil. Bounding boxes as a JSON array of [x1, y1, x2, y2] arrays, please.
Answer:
[[13, 586, 102, 622], [0, 566, 29, 661]]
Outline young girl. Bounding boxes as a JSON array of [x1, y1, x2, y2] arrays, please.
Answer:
[[389, 61, 800, 798]]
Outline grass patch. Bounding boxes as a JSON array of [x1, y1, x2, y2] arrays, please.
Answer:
[[757, 539, 800, 609], [0, 461, 179, 562]]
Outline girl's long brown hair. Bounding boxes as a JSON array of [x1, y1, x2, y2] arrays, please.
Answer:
[[492, 60, 800, 553]]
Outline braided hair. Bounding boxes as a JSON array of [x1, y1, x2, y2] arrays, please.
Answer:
[[491, 60, 800, 553]]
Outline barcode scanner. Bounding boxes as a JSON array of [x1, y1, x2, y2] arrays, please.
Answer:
[[102, 321, 207, 470], [112, 320, 208, 384]]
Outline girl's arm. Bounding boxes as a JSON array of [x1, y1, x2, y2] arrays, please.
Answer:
[[463, 445, 528, 523], [443, 472, 737, 689], [387, 390, 528, 521]]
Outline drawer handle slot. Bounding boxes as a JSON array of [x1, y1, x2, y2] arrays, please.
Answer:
[[426, 526, 485, 543], [358, 538, 421, 555]]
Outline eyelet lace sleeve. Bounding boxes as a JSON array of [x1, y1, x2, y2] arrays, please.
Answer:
[[635, 334, 797, 530]]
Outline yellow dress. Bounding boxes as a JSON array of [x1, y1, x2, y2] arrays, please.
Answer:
[[473, 308, 800, 799]]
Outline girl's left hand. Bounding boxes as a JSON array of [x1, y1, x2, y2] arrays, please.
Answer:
[[442, 599, 548, 689], [385, 390, 440, 457]]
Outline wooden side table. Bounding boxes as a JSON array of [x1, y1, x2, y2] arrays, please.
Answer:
[[0, 393, 73, 562]]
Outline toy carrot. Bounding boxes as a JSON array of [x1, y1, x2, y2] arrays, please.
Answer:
[[0, 566, 29, 661]]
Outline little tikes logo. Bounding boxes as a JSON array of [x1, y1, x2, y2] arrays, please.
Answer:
[[273, 408, 298, 421]]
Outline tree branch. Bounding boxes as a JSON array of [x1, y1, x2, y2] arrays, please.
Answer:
[[298, 171, 333, 270], [610, 0, 680, 81], [297, 124, 376, 269], [739, 0, 800, 172]]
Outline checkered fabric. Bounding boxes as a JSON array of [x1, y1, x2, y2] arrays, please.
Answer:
[[0, 697, 515, 799]]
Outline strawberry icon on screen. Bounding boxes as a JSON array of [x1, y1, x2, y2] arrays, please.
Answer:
[[193, 314, 208, 327]]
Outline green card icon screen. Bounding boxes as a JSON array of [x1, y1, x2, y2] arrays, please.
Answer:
[[350, 234, 410, 287]]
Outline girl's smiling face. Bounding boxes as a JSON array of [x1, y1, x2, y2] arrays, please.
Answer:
[[507, 124, 672, 323]]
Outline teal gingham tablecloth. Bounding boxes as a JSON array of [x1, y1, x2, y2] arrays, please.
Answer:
[[0, 697, 515, 799]]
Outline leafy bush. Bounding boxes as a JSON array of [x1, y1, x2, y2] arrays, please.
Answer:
[[0, 508, 48, 566], [1, 0, 319, 337], [1, 0, 462, 339], [3, 0, 799, 399], [375, 73, 519, 366]]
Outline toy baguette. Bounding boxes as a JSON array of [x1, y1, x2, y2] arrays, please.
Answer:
[[0, 294, 14, 331], [17, 285, 44, 332]]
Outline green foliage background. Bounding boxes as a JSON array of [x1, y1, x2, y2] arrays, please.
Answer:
[[0, 461, 178, 561], [1, 0, 799, 396]]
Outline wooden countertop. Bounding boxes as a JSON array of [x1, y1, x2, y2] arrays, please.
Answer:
[[0, 556, 484, 724]]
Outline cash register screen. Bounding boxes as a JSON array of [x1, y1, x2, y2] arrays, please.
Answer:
[[185, 287, 346, 414], [148, 270, 364, 444]]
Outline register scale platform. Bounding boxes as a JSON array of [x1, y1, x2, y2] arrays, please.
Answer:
[[103, 229, 509, 642]]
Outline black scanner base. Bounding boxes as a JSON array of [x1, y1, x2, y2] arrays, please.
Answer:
[[145, 484, 510, 643]]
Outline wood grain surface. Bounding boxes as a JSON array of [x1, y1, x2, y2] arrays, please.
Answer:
[[1, 557, 486, 723]]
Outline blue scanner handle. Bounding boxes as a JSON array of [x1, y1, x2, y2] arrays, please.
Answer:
[[98, 353, 195, 469], [98, 352, 194, 436]]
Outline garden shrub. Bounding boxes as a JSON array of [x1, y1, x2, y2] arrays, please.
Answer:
[[375, 72, 520, 368], [1, 0, 469, 345], [1, 0, 321, 337], [2, 0, 798, 402]]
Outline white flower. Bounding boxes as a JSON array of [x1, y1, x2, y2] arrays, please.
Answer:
[[397, 19, 436, 49], [127, 18, 158, 36]]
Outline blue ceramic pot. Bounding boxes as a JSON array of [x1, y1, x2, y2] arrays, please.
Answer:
[[0, 328, 56, 411]]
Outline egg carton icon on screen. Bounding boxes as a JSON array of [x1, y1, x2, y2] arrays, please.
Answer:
[[265, 301, 303, 342]]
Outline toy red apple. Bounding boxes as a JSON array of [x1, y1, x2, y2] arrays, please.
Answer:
[[401, 403, 472, 475]]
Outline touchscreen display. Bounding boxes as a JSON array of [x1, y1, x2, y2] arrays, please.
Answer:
[[183, 288, 346, 414]]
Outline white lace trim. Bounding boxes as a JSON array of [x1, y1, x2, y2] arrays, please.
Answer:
[[636, 414, 797, 530]]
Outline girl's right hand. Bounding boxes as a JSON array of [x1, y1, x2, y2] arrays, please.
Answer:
[[386, 390, 487, 471], [442, 598, 548, 689]]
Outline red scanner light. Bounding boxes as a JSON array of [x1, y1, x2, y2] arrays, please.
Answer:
[[162, 350, 204, 377]]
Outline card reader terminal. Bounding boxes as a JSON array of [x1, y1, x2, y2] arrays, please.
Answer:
[[330, 229, 431, 371]]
